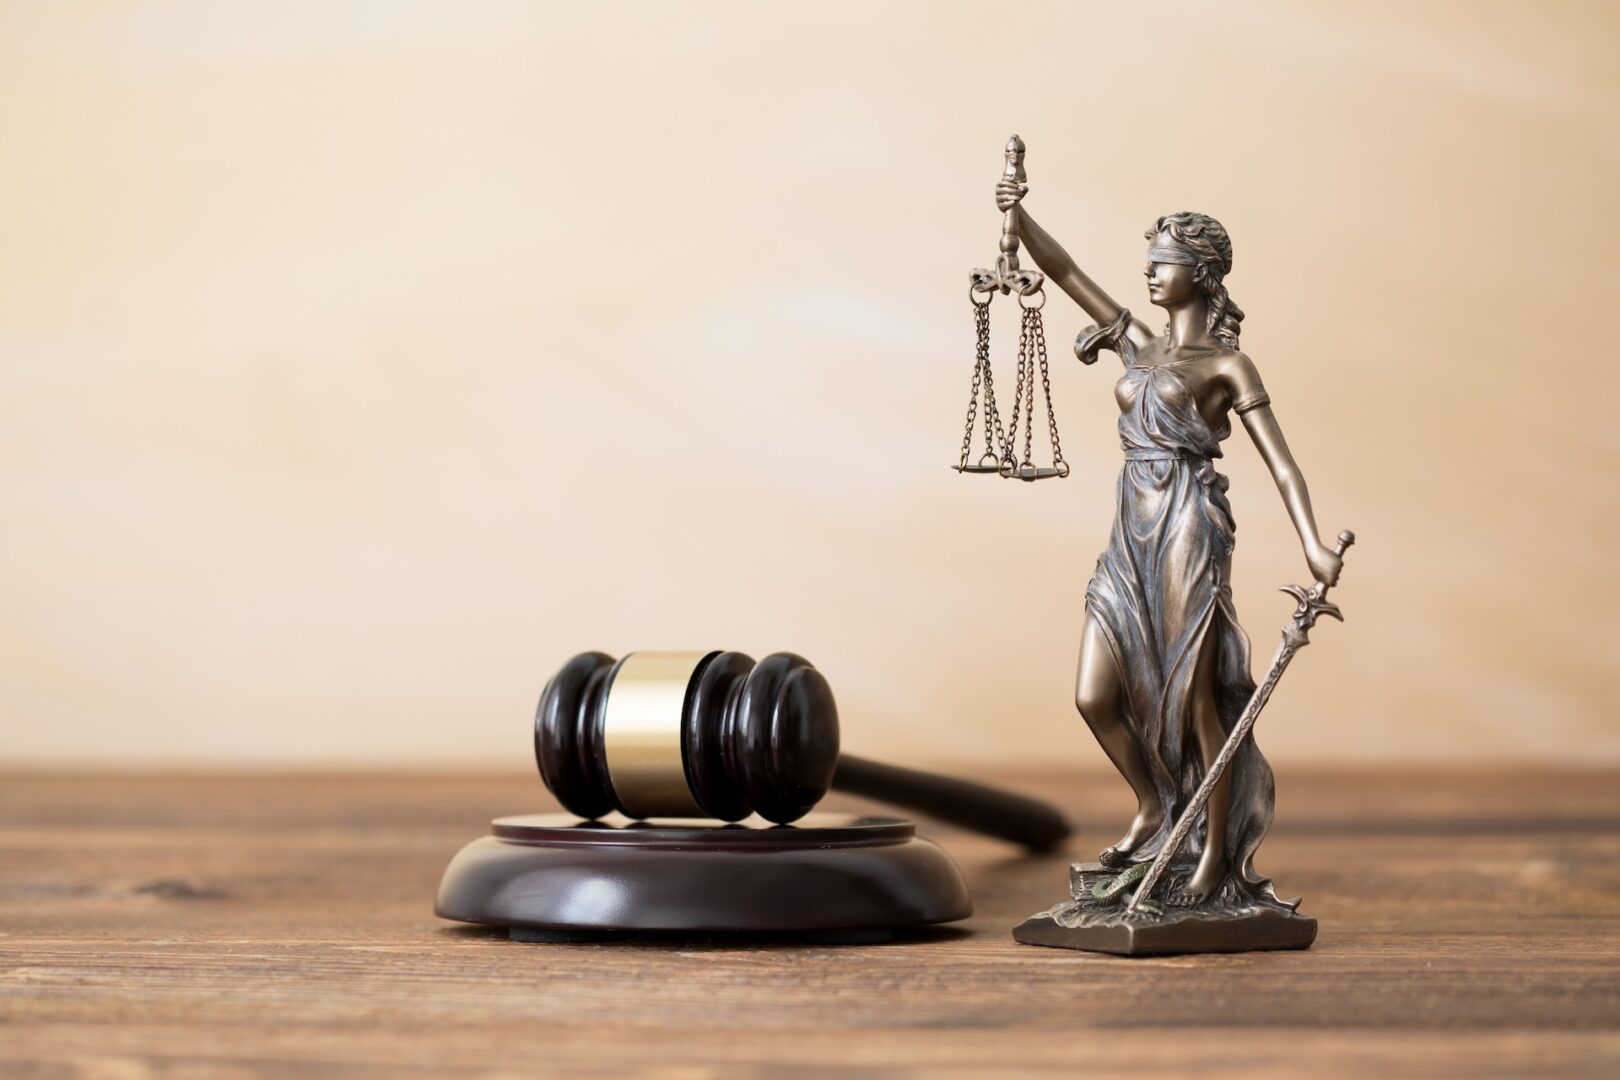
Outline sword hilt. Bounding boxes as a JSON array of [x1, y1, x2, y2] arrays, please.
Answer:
[[1307, 530, 1356, 603]]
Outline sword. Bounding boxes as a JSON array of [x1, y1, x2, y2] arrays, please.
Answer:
[[1126, 529, 1356, 913]]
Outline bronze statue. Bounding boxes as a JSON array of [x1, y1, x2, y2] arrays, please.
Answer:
[[975, 139, 1353, 954]]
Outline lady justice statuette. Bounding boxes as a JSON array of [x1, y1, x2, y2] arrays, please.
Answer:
[[955, 136, 1355, 955]]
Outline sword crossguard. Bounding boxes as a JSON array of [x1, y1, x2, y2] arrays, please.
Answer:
[[1279, 584, 1342, 650]]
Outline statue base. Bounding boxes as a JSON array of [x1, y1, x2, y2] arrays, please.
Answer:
[[1012, 862, 1317, 956]]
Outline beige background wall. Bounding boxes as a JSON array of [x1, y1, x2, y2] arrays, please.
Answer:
[[3, 1, 1617, 767]]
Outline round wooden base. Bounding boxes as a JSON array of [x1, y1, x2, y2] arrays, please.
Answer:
[[434, 813, 972, 937]]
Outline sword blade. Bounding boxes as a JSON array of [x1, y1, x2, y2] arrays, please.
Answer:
[[1124, 633, 1299, 912], [1123, 530, 1353, 913]]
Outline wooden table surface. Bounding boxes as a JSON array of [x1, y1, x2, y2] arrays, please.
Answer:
[[2, 768, 1618, 1078]]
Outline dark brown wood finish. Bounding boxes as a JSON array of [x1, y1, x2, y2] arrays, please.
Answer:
[[2, 768, 1619, 1077], [436, 813, 973, 933]]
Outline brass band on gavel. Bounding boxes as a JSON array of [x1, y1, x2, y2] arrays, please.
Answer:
[[599, 651, 711, 818]]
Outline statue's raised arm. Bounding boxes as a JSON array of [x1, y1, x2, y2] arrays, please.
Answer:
[[996, 179, 1156, 357]]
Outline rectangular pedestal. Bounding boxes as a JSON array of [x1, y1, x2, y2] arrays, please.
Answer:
[[1014, 904, 1317, 956], [1015, 861, 1318, 956]]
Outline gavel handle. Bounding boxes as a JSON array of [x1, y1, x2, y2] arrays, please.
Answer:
[[832, 754, 1071, 853]]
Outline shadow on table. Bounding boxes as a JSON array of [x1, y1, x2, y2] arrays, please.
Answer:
[[435, 922, 973, 949]]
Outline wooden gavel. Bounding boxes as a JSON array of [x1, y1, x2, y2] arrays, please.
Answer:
[[536, 651, 1071, 851]]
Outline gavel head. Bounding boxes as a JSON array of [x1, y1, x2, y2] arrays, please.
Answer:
[[535, 651, 840, 825]]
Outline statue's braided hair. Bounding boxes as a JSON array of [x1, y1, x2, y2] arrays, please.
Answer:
[[1147, 212, 1244, 349]]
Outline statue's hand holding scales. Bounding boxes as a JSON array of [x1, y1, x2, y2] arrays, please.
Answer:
[[955, 135, 1068, 481], [995, 178, 1026, 215]]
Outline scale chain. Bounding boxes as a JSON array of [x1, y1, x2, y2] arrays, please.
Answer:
[[1020, 306, 1036, 467], [1005, 311, 1028, 466], [1033, 303, 1064, 472], [958, 294, 1006, 472], [957, 298, 987, 471], [981, 307, 1004, 460]]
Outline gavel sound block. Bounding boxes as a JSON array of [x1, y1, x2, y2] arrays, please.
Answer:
[[434, 651, 1071, 940]]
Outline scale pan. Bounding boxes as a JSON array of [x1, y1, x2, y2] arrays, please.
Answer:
[[1006, 464, 1068, 482], [953, 463, 1004, 474]]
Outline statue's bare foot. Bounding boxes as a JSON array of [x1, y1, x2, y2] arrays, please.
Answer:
[[1168, 856, 1228, 907], [1098, 807, 1164, 868], [1098, 846, 1129, 868]]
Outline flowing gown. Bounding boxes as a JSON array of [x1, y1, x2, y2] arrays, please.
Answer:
[[1079, 316, 1287, 907]]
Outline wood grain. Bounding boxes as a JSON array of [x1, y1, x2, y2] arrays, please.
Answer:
[[2, 769, 1618, 1078]]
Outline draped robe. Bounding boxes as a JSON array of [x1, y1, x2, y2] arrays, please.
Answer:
[[1081, 319, 1286, 906]]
